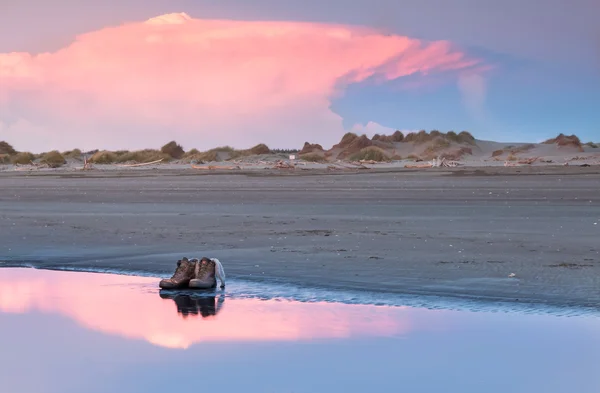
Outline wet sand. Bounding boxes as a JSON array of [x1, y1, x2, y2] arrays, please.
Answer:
[[1, 166, 599, 309]]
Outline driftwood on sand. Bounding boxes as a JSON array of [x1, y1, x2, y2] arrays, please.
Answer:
[[405, 157, 461, 169], [118, 158, 165, 167], [191, 164, 241, 170], [273, 161, 295, 169], [504, 157, 539, 167]]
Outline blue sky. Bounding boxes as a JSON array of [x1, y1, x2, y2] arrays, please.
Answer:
[[0, 0, 598, 150]]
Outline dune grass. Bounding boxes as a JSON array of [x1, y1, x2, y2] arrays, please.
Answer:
[[404, 130, 432, 143], [62, 149, 83, 159], [161, 141, 185, 159], [422, 138, 451, 158], [402, 130, 475, 145], [299, 142, 324, 155], [40, 151, 66, 168], [11, 152, 36, 165], [337, 132, 359, 147], [349, 146, 390, 162], [117, 149, 171, 163], [181, 143, 273, 163], [299, 153, 326, 162], [543, 133, 583, 151], [88, 149, 171, 164], [88, 150, 119, 164], [0, 141, 16, 155]]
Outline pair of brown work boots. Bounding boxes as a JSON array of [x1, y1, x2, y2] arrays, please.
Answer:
[[159, 257, 222, 290]]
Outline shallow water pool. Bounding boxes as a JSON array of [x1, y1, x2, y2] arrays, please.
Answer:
[[0, 267, 599, 393]]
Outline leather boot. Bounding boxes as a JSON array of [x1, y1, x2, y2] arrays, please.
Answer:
[[158, 257, 196, 289], [189, 257, 217, 289]]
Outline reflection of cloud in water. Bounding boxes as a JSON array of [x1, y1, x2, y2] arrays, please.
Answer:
[[159, 291, 226, 319], [0, 268, 445, 349]]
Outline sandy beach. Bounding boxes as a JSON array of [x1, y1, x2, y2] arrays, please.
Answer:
[[1, 165, 599, 310]]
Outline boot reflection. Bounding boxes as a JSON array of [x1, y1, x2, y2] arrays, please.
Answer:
[[159, 291, 225, 319]]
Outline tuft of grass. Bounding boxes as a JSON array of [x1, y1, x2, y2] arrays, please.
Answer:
[[41, 151, 66, 168], [11, 152, 35, 165], [404, 130, 433, 144], [430, 130, 443, 138], [116, 149, 171, 163], [492, 144, 534, 158], [161, 141, 185, 159], [585, 142, 598, 148], [337, 135, 373, 159], [349, 146, 390, 162], [458, 131, 476, 144], [507, 153, 518, 161], [543, 133, 583, 151], [423, 138, 451, 158], [62, 149, 82, 159], [183, 146, 236, 163], [515, 144, 535, 152], [89, 150, 119, 164], [248, 143, 270, 155], [370, 130, 405, 143], [0, 154, 10, 164], [186, 148, 200, 155], [443, 147, 473, 160], [299, 153, 326, 162], [0, 141, 16, 155], [392, 130, 404, 142], [445, 130, 476, 145], [338, 132, 358, 147], [299, 142, 324, 155], [406, 154, 420, 161], [181, 143, 273, 162]]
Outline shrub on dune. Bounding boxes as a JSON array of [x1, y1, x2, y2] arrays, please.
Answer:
[[0, 141, 16, 155], [337, 135, 372, 159], [11, 152, 35, 165], [423, 138, 451, 157], [404, 130, 433, 144], [337, 132, 358, 147], [161, 141, 185, 159], [442, 147, 473, 160], [457, 131, 476, 145], [116, 149, 171, 163], [543, 133, 583, 151], [392, 130, 404, 142], [40, 151, 66, 168], [299, 142, 324, 155], [89, 150, 119, 164], [247, 143, 271, 155], [349, 146, 390, 162], [299, 153, 326, 162], [62, 149, 83, 159]]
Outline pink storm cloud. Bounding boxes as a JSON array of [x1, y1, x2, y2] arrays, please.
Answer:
[[0, 12, 484, 152]]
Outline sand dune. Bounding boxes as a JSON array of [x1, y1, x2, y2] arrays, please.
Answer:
[[1, 132, 599, 172]]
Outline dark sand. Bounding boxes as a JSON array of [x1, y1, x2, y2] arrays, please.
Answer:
[[1, 166, 599, 309]]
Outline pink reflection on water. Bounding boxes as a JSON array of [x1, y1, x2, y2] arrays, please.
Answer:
[[0, 268, 445, 349]]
